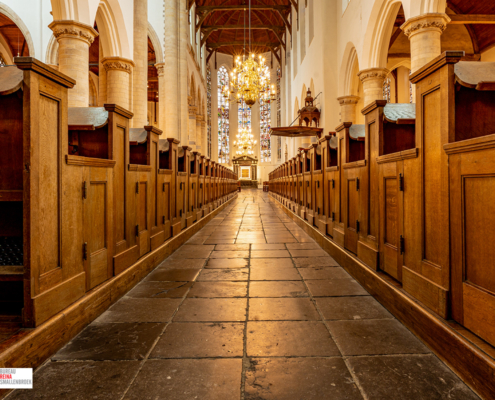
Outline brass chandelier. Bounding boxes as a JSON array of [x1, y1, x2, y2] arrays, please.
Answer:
[[233, 109, 257, 156], [222, 0, 276, 107]]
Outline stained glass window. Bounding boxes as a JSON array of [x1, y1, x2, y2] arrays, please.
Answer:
[[238, 99, 251, 137], [217, 66, 230, 164], [207, 63, 212, 158], [383, 77, 391, 103], [260, 65, 271, 163]]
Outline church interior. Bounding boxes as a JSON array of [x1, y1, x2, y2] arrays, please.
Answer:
[[0, 0, 495, 398]]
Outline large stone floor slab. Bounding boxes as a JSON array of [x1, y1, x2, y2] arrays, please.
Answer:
[[15, 190, 479, 400]]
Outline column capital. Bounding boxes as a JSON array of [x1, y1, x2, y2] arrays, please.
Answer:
[[358, 67, 390, 83], [155, 62, 165, 77], [196, 114, 204, 122], [48, 20, 98, 46], [189, 106, 197, 117], [102, 57, 135, 74], [401, 13, 451, 38], [337, 95, 360, 106]]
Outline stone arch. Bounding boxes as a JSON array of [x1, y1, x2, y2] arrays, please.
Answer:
[[339, 42, 361, 96], [148, 22, 163, 64], [293, 97, 299, 120], [50, 0, 97, 25], [197, 88, 201, 114], [301, 84, 307, 107], [95, 0, 131, 59], [0, 2, 36, 58], [361, 0, 407, 69], [309, 79, 315, 96]]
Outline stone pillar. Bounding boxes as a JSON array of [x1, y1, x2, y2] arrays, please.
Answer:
[[133, 0, 148, 127], [102, 57, 134, 110], [358, 68, 389, 107], [401, 13, 450, 72], [49, 20, 98, 107], [196, 114, 204, 152], [201, 119, 207, 155], [188, 105, 197, 148], [164, 0, 180, 140], [179, 0, 189, 143], [337, 95, 360, 123], [155, 63, 166, 131]]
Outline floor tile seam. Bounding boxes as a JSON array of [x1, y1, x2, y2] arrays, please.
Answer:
[[240, 209, 251, 400], [118, 237, 212, 400], [286, 242, 368, 400]]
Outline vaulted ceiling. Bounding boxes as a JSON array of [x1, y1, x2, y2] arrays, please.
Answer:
[[193, 0, 293, 64], [447, 0, 495, 53]]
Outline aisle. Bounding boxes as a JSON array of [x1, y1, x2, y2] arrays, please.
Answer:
[[8, 189, 478, 400]]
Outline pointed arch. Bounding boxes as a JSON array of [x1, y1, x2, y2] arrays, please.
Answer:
[[95, 0, 131, 58], [148, 22, 163, 64], [339, 42, 361, 96], [0, 3, 36, 58], [361, 0, 405, 69]]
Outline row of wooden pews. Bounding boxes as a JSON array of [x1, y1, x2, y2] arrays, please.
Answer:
[[0, 57, 237, 331], [269, 51, 495, 355]]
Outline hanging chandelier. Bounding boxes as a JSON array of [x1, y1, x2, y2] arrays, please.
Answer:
[[224, 0, 276, 107], [233, 106, 257, 156]]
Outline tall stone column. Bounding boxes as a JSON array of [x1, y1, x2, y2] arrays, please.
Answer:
[[49, 20, 98, 107], [102, 57, 134, 110], [188, 105, 197, 148], [337, 95, 360, 123], [156, 62, 166, 131], [133, 0, 148, 127], [164, 0, 180, 140], [201, 119, 207, 155], [358, 68, 389, 107], [196, 114, 204, 153], [179, 0, 189, 144], [401, 13, 450, 72]]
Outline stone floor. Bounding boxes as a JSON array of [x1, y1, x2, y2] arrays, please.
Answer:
[[8, 190, 480, 400]]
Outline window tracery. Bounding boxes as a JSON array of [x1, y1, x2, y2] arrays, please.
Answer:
[[207, 63, 212, 158], [218, 66, 230, 164]]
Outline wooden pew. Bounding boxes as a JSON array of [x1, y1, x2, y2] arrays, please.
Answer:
[[411, 52, 495, 338], [333, 124, 348, 247], [0, 58, 80, 327], [129, 126, 163, 253], [362, 102, 416, 282], [341, 123, 366, 256], [158, 138, 177, 241], [316, 133, 339, 236], [68, 105, 133, 285]]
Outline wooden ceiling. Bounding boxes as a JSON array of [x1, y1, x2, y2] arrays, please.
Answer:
[[193, 0, 292, 64], [0, 13, 29, 60], [447, 0, 495, 53]]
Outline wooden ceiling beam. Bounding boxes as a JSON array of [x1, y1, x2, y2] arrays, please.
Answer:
[[209, 41, 280, 49], [196, 5, 290, 13], [271, 47, 281, 66], [202, 24, 285, 31], [289, 0, 298, 12], [196, 11, 211, 32], [188, 0, 195, 11], [449, 14, 495, 24], [277, 10, 292, 32]]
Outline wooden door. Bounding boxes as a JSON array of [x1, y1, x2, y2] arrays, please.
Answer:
[[83, 167, 112, 290], [379, 161, 403, 281], [314, 173, 323, 219], [345, 169, 360, 254], [451, 146, 495, 347], [136, 178, 150, 257]]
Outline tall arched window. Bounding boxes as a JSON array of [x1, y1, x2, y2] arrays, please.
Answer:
[[218, 66, 230, 163], [207, 64, 212, 158], [238, 99, 251, 138], [260, 65, 271, 163]]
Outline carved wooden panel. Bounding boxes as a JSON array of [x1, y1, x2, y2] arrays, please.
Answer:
[[422, 89, 442, 267], [39, 95, 60, 276]]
